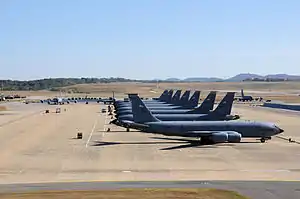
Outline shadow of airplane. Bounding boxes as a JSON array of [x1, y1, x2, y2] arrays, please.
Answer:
[[97, 130, 127, 133], [91, 136, 258, 150]]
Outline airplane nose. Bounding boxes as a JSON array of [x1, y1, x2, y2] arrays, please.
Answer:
[[275, 126, 284, 134], [279, 128, 284, 133]]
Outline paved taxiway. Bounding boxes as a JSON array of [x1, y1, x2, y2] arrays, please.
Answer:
[[0, 102, 299, 184]]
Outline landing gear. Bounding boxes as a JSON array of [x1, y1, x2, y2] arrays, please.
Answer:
[[260, 138, 266, 143], [126, 128, 130, 132]]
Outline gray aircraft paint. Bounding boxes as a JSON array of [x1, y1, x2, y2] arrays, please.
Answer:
[[115, 91, 200, 112], [127, 95, 283, 141], [115, 90, 190, 108], [116, 91, 215, 116], [117, 92, 233, 122]]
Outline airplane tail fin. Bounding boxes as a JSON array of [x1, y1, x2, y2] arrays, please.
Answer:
[[241, 89, 244, 97], [211, 92, 235, 116], [164, 90, 174, 103], [185, 91, 200, 108], [178, 90, 190, 105], [129, 94, 160, 123], [189, 91, 217, 114], [171, 90, 181, 104], [158, 89, 168, 101]]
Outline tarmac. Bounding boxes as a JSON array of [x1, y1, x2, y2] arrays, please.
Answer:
[[0, 101, 300, 197]]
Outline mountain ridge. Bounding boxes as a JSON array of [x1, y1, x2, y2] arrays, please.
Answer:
[[159, 73, 300, 82]]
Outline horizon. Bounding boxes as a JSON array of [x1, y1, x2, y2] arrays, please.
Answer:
[[0, 72, 299, 82], [1, 0, 300, 80]]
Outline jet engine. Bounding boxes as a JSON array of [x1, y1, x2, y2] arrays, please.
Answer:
[[226, 132, 242, 143], [210, 132, 228, 143]]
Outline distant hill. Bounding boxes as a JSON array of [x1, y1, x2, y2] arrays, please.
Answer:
[[165, 78, 181, 82], [264, 74, 300, 80], [160, 73, 300, 82], [183, 77, 224, 82], [226, 73, 264, 82]]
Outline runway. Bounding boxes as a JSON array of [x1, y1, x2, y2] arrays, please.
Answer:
[[0, 181, 299, 199]]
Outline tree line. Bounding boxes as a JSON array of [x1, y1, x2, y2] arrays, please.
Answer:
[[0, 77, 141, 91]]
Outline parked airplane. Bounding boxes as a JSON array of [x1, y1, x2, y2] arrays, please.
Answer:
[[115, 90, 192, 110], [115, 91, 200, 115], [111, 92, 239, 130], [115, 91, 231, 122], [101, 97, 114, 104], [115, 89, 176, 107], [115, 91, 212, 117], [47, 97, 64, 105], [119, 94, 283, 144], [235, 89, 254, 101]]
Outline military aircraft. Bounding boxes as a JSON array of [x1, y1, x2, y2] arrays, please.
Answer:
[[47, 97, 64, 105], [235, 89, 254, 101], [113, 89, 174, 108], [119, 94, 284, 144], [115, 91, 213, 117], [111, 92, 239, 131], [114, 92, 238, 122], [115, 91, 200, 115], [115, 89, 188, 108]]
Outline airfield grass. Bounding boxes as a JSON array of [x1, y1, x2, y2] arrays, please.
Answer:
[[2, 82, 300, 102], [0, 188, 250, 199]]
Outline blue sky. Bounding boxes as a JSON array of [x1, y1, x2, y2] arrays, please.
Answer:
[[1, 0, 300, 80]]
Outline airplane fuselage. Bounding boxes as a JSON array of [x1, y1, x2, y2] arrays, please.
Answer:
[[131, 121, 282, 138], [118, 113, 237, 122]]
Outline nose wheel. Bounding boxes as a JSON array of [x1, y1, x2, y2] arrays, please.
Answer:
[[260, 137, 266, 143]]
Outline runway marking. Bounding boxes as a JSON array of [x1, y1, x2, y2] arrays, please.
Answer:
[[240, 169, 291, 173], [122, 170, 132, 173], [85, 118, 98, 148]]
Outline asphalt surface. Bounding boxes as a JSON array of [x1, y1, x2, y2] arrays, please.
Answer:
[[0, 181, 299, 199]]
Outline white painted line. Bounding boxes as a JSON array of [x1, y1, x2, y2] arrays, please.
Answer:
[[240, 169, 290, 172], [85, 118, 98, 148], [122, 170, 132, 173]]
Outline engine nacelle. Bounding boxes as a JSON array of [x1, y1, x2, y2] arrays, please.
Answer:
[[226, 132, 242, 143], [210, 132, 228, 143]]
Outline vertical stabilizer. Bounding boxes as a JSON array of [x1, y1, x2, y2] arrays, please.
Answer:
[[158, 90, 168, 101], [171, 90, 181, 104], [189, 91, 217, 113], [186, 91, 200, 108], [130, 95, 160, 123], [165, 90, 174, 103], [212, 92, 235, 115], [178, 90, 191, 105]]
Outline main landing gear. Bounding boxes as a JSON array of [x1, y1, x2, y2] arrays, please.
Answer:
[[260, 137, 271, 143]]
